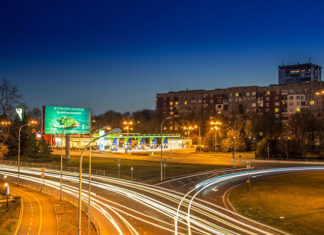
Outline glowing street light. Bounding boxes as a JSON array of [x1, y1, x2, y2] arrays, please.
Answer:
[[182, 125, 198, 138], [87, 125, 111, 235], [123, 120, 134, 134], [210, 121, 222, 155], [18, 119, 38, 184], [0, 120, 11, 143], [78, 128, 122, 235]]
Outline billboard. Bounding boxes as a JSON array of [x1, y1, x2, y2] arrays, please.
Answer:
[[43, 106, 91, 135]]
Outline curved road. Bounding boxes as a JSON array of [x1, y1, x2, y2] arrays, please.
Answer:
[[1, 164, 324, 235], [12, 185, 57, 235]]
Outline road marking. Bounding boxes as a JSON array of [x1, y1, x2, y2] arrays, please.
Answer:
[[14, 195, 24, 235], [26, 192, 43, 235]]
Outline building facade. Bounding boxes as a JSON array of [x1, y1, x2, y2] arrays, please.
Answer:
[[156, 81, 324, 120], [278, 63, 321, 85]]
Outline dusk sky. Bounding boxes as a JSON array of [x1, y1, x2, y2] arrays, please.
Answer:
[[1, 0, 324, 114]]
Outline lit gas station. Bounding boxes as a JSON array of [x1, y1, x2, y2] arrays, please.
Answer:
[[42, 105, 186, 158], [49, 133, 185, 152]]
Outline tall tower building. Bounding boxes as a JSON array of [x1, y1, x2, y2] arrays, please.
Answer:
[[278, 63, 321, 85]]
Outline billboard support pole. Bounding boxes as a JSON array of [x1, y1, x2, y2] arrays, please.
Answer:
[[65, 134, 70, 161]]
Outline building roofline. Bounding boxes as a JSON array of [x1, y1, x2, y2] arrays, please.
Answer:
[[279, 63, 321, 69]]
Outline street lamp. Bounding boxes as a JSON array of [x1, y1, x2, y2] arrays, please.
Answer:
[[182, 124, 199, 148], [78, 128, 121, 235], [161, 116, 172, 182], [123, 120, 133, 134], [315, 89, 324, 96], [18, 120, 38, 184], [0, 120, 11, 145], [88, 125, 111, 235], [210, 121, 222, 155]]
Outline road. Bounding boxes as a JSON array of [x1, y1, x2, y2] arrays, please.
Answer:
[[1, 164, 323, 235], [12, 184, 57, 235]]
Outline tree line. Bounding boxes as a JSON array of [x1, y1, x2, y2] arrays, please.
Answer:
[[1, 78, 323, 160]]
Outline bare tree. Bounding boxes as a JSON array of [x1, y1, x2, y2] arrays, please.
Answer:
[[0, 79, 22, 118]]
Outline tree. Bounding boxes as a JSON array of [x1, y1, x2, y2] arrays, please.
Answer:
[[221, 129, 247, 152], [38, 137, 52, 159], [0, 79, 22, 118], [0, 143, 8, 159]]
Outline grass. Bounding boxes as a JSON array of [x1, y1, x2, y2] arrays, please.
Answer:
[[53, 199, 96, 235], [229, 171, 324, 235], [47, 154, 227, 182], [5, 150, 255, 182], [0, 192, 21, 235]]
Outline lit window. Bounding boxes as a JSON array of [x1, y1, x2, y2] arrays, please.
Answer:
[[296, 108, 300, 112], [266, 91, 270, 95], [235, 93, 239, 97], [170, 101, 173, 105], [310, 100, 315, 105], [184, 101, 187, 105], [275, 108, 279, 113]]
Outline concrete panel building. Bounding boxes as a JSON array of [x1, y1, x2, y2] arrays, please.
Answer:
[[278, 63, 321, 85], [156, 81, 324, 120]]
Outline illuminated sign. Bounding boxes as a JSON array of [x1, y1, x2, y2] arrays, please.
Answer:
[[16, 107, 23, 121], [43, 106, 91, 135]]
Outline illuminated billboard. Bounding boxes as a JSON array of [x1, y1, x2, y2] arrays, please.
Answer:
[[43, 106, 91, 135]]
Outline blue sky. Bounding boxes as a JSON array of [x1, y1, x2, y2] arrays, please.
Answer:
[[1, 0, 324, 114]]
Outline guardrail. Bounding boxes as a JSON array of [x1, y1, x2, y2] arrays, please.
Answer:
[[0, 159, 110, 178], [1, 166, 101, 234]]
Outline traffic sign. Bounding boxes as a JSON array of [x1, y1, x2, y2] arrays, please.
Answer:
[[41, 168, 46, 179]]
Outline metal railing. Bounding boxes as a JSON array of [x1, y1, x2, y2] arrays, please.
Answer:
[[2, 170, 101, 235]]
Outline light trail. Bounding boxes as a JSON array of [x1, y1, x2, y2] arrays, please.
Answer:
[[2, 164, 322, 235], [183, 166, 324, 235]]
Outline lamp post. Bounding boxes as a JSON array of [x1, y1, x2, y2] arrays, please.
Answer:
[[194, 124, 201, 150], [18, 120, 37, 184], [0, 120, 11, 143], [210, 121, 222, 155], [161, 117, 172, 182], [88, 125, 111, 235], [78, 128, 121, 235], [123, 121, 133, 152], [182, 124, 198, 148]]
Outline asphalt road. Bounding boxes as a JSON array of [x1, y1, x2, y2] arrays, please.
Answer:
[[1, 164, 323, 235], [13, 185, 57, 235]]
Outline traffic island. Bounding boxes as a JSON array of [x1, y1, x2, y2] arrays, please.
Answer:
[[228, 171, 324, 235]]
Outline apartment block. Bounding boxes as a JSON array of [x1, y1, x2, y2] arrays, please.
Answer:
[[278, 63, 321, 85], [156, 81, 324, 119]]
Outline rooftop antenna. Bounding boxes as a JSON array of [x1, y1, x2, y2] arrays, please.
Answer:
[[309, 57, 312, 64]]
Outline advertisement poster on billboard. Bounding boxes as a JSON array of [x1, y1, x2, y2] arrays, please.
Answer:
[[43, 106, 91, 135]]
